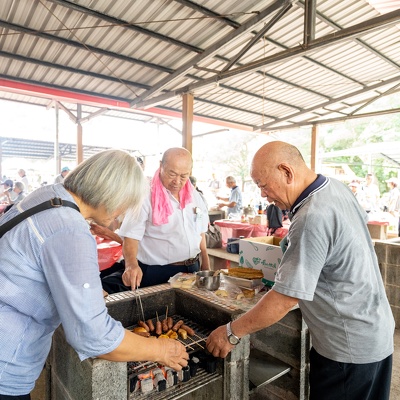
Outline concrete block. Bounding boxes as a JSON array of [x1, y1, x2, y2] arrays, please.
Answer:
[[387, 244, 400, 266], [225, 336, 250, 400], [386, 264, 400, 286], [386, 284, 400, 307], [391, 305, 400, 327], [374, 242, 387, 265]]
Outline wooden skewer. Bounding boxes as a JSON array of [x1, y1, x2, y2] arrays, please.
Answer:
[[194, 333, 205, 341], [178, 338, 194, 350], [165, 305, 168, 319], [188, 336, 205, 349], [156, 311, 159, 322]]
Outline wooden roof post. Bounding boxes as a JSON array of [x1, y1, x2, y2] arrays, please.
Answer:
[[182, 93, 193, 154], [310, 123, 319, 172]]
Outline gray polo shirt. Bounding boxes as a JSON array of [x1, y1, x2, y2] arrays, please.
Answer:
[[273, 176, 394, 364]]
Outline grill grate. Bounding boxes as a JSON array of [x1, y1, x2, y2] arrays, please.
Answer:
[[129, 369, 222, 400], [127, 314, 222, 399], [127, 315, 209, 376]]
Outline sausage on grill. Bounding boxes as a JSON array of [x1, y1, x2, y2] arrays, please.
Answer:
[[155, 321, 162, 336], [172, 320, 184, 332], [162, 319, 169, 333], [167, 317, 174, 330], [146, 319, 155, 332], [181, 324, 194, 336], [138, 320, 150, 332]]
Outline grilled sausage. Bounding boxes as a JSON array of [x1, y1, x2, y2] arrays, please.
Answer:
[[181, 324, 194, 336], [146, 319, 155, 332], [162, 319, 169, 333], [167, 316, 174, 330], [138, 320, 150, 332], [172, 320, 184, 332], [155, 321, 162, 336]]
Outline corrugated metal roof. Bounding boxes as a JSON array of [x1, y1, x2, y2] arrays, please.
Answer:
[[0, 0, 399, 132]]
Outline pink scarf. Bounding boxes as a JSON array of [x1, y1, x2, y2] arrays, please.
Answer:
[[151, 168, 194, 225]]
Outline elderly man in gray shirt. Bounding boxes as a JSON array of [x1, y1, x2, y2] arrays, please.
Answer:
[[207, 141, 394, 400]]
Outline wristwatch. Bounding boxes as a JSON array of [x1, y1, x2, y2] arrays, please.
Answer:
[[226, 322, 241, 345]]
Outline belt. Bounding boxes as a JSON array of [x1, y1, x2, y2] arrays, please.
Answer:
[[170, 254, 200, 266]]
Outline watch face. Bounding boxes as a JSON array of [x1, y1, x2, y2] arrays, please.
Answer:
[[228, 334, 240, 345]]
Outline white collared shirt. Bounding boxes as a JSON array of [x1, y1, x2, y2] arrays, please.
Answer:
[[119, 190, 209, 265]]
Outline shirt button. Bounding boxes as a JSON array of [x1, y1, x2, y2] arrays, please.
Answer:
[[83, 283, 90, 289]]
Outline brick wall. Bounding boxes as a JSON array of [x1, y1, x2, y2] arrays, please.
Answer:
[[375, 239, 400, 327]]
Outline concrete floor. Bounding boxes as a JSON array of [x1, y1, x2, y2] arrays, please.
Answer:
[[31, 328, 400, 400]]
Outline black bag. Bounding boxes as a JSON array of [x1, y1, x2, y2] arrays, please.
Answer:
[[205, 224, 222, 248]]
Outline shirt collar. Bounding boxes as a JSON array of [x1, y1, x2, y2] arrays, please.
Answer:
[[290, 174, 329, 218]]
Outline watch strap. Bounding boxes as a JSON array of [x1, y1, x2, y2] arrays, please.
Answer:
[[226, 321, 241, 344]]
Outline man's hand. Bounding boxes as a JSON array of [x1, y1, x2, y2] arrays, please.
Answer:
[[206, 325, 234, 358], [122, 264, 143, 289]]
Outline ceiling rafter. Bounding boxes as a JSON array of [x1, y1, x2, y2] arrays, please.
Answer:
[[176, 0, 364, 87], [259, 76, 400, 130], [132, 8, 400, 111], [45, 0, 202, 53], [296, 0, 400, 71], [0, 20, 303, 115], [130, 0, 291, 105]]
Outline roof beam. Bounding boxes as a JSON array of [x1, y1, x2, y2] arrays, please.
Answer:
[[134, 8, 400, 109], [258, 106, 400, 132], [296, 0, 400, 71], [179, 0, 363, 92], [257, 74, 400, 130], [0, 20, 172, 74], [130, 0, 292, 105], [221, 1, 293, 72], [0, 20, 300, 113], [45, 0, 202, 53]]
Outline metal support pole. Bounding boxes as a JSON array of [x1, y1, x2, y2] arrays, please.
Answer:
[[304, 0, 316, 47]]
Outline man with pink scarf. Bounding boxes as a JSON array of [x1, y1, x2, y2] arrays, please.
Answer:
[[109, 147, 210, 289]]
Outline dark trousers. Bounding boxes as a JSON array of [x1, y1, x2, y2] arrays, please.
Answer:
[[101, 260, 200, 293], [0, 395, 30, 400], [309, 347, 392, 400]]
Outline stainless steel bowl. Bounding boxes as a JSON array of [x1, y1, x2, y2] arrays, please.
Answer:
[[195, 271, 221, 291]]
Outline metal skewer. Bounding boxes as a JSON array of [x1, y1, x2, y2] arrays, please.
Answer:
[[135, 285, 145, 322]]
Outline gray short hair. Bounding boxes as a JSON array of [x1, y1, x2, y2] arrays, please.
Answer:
[[63, 149, 147, 215], [14, 181, 25, 191], [226, 176, 236, 183]]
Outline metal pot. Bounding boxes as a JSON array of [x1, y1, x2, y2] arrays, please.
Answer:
[[195, 271, 220, 291]]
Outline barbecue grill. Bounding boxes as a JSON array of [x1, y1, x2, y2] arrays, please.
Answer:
[[47, 284, 309, 399], [48, 284, 250, 400]]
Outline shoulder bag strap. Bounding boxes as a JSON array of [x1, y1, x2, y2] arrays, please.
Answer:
[[0, 197, 80, 239]]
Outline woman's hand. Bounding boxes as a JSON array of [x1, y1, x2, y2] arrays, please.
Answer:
[[155, 337, 189, 370]]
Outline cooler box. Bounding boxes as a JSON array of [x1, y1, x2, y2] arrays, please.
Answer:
[[239, 236, 283, 286]]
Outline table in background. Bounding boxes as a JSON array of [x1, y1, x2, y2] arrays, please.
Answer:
[[214, 219, 290, 247]]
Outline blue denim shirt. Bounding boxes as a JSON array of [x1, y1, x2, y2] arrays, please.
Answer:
[[0, 184, 124, 395]]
